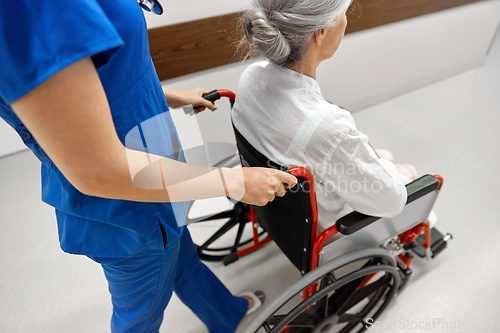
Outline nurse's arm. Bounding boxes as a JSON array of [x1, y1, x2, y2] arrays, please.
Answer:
[[10, 57, 296, 206]]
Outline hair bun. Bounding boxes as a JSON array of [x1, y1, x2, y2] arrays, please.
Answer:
[[243, 8, 292, 65]]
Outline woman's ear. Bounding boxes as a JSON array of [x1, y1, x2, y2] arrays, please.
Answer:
[[313, 28, 327, 46]]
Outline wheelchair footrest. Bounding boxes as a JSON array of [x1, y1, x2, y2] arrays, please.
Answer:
[[223, 252, 239, 266], [412, 227, 452, 259]]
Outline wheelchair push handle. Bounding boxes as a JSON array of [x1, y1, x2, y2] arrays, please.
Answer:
[[202, 89, 236, 103], [201, 89, 236, 108], [190, 89, 236, 113]]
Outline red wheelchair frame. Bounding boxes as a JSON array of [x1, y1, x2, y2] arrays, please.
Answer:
[[187, 89, 451, 333]]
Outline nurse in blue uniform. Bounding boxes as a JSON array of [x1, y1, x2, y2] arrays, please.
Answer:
[[0, 0, 296, 332]]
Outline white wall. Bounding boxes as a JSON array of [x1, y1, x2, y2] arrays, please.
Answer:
[[0, 121, 27, 158], [144, 0, 252, 28], [317, 0, 500, 111], [162, 0, 500, 148]]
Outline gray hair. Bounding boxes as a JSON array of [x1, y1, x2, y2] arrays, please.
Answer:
[[241, 0, 352, 66]]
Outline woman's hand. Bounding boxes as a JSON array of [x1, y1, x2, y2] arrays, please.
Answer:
[[223, 168, 297, 206], [163, 87, 216, 113]]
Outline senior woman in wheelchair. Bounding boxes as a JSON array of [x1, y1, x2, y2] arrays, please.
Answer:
[[233, 0, 428, 233]]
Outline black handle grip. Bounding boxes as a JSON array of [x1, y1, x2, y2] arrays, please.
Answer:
[[189, 90, 220, 113], [201, 89, 221, 103], [191, 89, 234, 113]]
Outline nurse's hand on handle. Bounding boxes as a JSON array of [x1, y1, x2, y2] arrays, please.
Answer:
[[162, 87, 216, 113], [10, 57, 297, 206], [224, 167, 297, 206]]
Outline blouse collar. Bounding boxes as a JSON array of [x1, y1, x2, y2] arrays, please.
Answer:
[[263, 60, 322, 94]]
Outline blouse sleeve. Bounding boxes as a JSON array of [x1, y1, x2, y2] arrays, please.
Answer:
[[324, 127, 407, 218], [0, 0, 124, 104]]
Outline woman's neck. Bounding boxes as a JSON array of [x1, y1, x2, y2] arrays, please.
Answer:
[[287, 51, 320, 80]]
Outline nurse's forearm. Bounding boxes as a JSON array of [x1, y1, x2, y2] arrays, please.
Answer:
[[92, 146, 228, 202], [81, 146, 292, 206]]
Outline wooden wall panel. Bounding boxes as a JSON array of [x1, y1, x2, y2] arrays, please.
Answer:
[[149, 0, 485, 81], [149, 13, 243, 82], [345, 0, 484, 33]]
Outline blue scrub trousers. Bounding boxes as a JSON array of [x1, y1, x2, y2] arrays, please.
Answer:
[[89, 227, 248, 333]]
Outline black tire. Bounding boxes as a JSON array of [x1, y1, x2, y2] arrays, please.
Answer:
[[249, 252, 400, 333]]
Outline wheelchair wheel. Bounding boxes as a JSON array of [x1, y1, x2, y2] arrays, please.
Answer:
[[187, 199, 267, 262], [244, 248, 400, 333]]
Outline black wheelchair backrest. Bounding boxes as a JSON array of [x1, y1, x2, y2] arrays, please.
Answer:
[[234, 126, 315, 274]]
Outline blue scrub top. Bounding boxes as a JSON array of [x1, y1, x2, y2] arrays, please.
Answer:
[[0, 0, 189, 257]]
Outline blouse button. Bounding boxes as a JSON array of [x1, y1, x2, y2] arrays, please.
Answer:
[[19, 130, 32, 140]]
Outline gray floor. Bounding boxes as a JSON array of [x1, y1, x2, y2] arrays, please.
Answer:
[[1, 30, 500, 333]]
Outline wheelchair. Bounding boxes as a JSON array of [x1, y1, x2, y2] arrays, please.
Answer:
[[185, 90, 452, 333]]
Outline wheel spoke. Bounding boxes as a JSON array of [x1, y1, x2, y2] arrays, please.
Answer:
[[320, 294, 329, 320], [317, 273, 335, 319], [266, 315, 285, 326], [338, 313, 362, 323], [198, 218, 238, 251], [338, 275, 390, 314], [194, 209, 236, 222], [284, 327, 312, 333], [231, 219, 246, 252], [338, 320, 363, 333], [327, 275, 366, 316], [323, 274, 335, 318], [267, 313, 315, 327], [195, 229, 267, 252], [358, 280, 393, 319]]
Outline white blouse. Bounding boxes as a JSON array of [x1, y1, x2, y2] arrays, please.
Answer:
[[232, 60, 407, 232]]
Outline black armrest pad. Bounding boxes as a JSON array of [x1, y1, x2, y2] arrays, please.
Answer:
[[405, 174, 440, 204], [335, 175, 440, 235]]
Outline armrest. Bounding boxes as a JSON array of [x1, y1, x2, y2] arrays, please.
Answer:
[[335, 174, 440, 235]]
